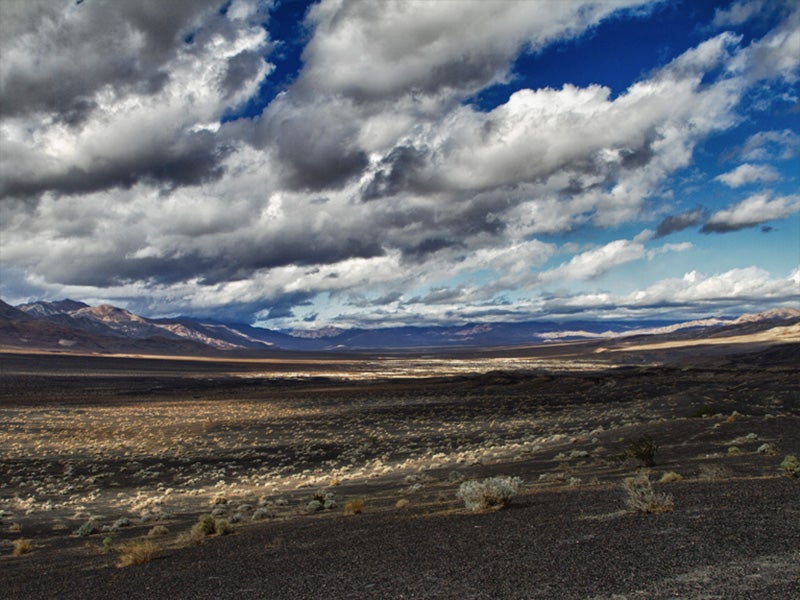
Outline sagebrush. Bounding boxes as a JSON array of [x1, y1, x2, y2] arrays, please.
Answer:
[[457, 476, 522, 512], [622, 475, 674, 513]]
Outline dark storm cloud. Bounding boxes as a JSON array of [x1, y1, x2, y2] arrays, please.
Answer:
[[258, 101, 369, 191], [220, 50, 268, 98], [700, 220, 756, 234], [362, 145, 430, 200], [0, 0, 222, 120], [0, 130, 229, 199], [655, 208, 708, 238]]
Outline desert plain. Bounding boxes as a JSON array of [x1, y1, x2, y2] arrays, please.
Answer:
[[1, 337, 798, 599]]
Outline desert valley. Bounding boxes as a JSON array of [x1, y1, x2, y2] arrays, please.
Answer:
[[1, 303, 798, 598]]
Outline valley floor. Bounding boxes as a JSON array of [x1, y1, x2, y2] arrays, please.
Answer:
[[1, 346, 798, 599]]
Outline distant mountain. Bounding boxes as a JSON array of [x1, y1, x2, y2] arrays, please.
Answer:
[[2, 298, 799, 355]]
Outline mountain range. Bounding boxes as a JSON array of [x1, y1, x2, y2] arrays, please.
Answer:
[[1, 298, 799, 356]]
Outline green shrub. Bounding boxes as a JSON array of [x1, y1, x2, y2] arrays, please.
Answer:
[[214, 519, 233, 535], [192, 514, 217, 537]]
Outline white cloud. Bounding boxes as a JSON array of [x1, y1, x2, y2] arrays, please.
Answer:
[[740, 128, 800, 160], [539, 239, 646, 283], [300, 0, 650, 102], [715, 163, 781, 187], [712, 0, 766, 28], [703, 192, 800, 232]]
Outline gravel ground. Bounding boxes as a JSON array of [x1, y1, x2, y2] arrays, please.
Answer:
[[2, 348, 798, 599], [3, 477, 798, 599]]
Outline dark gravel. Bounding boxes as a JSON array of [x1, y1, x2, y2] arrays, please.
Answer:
[[4, 477, 798, 599]]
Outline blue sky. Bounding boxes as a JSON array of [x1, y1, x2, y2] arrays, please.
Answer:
[[0, 0, 798, 328]]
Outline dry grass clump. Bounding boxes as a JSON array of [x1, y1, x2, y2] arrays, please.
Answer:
[[659, 471, 683, 483], [147, 525, 169, 537], [12, 538, 32, 556], [623, 475, 674, 513], [117, 539, 159, 567], [343, 498, 365, 515]]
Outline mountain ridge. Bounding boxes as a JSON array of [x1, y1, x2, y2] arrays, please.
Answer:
[[2, 298, 798, 355]]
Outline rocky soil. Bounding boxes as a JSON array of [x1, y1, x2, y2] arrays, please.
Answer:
[[1, 346, 798, 599]]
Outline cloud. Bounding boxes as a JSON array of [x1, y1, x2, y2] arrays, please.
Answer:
[[298, 0, 651, 103], [655, 208, 708, 237], [539, 239, 646, 283], [702, 192, 800, 233], [712, 0, 767, 28], [739, 128, 800, 161], [540, 266, 800, 317], [715, 163, 781, 187], [0, 0, 272, 199], [2, 1, 799, 326]]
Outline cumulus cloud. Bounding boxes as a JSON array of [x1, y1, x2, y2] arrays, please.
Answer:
[[715, 163, 781, 187], [0, 0, 272, 198], [2, 0, 799, 325], [539, 266, 800, 318], [702, 192, 800, 233], [298, 0, 650, 103]]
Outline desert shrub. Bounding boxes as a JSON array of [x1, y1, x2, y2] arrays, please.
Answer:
[[189, 514, 232, 541], [727, 446, 741, 455], [12, 538, 32, 556], [624, 436, 658, 467], [395, 499, 409, 510], [780, 455, 800, 478], [117, 539, 159, 567], [102, 537, 114, 553], [190, 514, 216, 541], [75, 518, 101, 537], [448, 470, 465, 483], [457, 476, 522, 512], [251, 508, 275, 521], [659, 471, 683, 483], [622, 475, 674, 513], [306, 500, 323, 513], [343, 498, 365, 515], [214, 519, 233, 535], [757, 443, 777, 455], [147, 525, 169, 537], [111, 517, 131, 531]]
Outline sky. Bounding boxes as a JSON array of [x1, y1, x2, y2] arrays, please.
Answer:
[[0, 0, 798, 330]]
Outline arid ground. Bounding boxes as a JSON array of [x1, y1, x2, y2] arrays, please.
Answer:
[[1, 340, 798, 599]]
